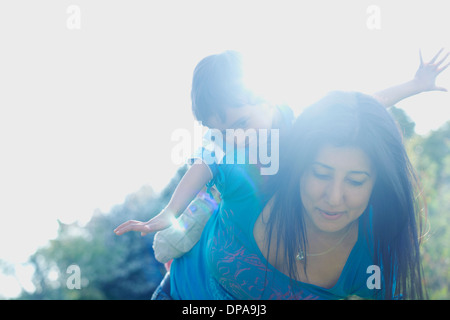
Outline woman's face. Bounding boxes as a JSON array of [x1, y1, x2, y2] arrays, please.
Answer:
[[300, 144, 376, 234]]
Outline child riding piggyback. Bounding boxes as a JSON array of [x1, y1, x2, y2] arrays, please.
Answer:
[[114, 50, 295, 262]]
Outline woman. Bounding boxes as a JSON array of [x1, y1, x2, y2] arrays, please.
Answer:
[[259, 91, 427, 299], [167, 91, 427, 300]]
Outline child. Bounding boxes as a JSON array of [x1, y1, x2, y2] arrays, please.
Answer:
[[116, 50, 295, 263], [114, 49, 449, 266]]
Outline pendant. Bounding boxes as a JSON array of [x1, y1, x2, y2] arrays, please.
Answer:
[[296, 251, 305, 261]]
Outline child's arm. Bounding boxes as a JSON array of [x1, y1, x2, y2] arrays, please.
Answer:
[[114, 160, 213, 236], [372, 48, 449, 108]]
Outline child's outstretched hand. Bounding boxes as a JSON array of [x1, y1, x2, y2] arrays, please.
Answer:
[[114, 209, 174, 236], [414, 48, 449, 92]]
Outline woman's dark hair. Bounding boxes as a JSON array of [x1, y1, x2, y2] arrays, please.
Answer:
[[190, 50, 264, 126], [265, 91, 427, 299]]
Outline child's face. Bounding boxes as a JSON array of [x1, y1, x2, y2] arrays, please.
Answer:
[[206, 104, 274, 147]]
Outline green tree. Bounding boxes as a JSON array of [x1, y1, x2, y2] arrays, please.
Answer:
[[390, 107, 450, 299], [19, 166, 187, 300], [389, 106, 416, 139], [412, 122, 450, 299]]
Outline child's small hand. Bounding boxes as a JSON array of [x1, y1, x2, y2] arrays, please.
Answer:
[[114, 209, 174, 236], [414, 48, 449, 93]]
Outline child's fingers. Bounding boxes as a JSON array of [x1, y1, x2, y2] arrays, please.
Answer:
[[435, 52, 450, 67], [434, 86, 447, 92], [114, 220, 147, 235], [113, 221, 130, 234], [437, 61, 450, 75], [114, 214, 172, 235], [115, 220, 139, 230], [429, 48, 445, 64]]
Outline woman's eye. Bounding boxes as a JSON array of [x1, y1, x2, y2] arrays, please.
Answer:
[[347, 179, 364, 186], [313, 171, 331, 180]]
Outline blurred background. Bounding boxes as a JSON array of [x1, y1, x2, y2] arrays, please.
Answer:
[[0, 0, 449, 299]]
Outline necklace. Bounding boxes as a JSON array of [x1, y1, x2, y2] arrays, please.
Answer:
[[296, 222, 355, 261]]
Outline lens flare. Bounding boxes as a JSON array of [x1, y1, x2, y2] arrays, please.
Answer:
[[170, 216, 184, 231]]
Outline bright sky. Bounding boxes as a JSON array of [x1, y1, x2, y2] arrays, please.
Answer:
[[1, 0, 449, 298]]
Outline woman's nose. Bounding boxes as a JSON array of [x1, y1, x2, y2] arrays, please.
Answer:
[[324, 180, 344, 207]]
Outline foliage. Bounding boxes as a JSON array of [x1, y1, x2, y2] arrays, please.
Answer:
[[389, 107, 450, 299], [17, 167, 187, 300], [409, 124, 450, 299]]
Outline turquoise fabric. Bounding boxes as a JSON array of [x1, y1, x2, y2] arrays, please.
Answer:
[[170, 105, 386, 299], [170, 160, 384, 299]]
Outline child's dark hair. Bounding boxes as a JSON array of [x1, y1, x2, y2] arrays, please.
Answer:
[[191, 50, 264, 126]]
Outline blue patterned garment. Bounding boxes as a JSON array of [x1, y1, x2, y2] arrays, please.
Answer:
[[170, 161, 385, 299], [170, 105, 388, 299]]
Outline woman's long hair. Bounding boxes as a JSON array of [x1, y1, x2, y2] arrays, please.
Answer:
[[265, 91, 427, 299]]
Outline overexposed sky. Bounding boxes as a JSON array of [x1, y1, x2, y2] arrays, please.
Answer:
[[0, 0, 449, 298]]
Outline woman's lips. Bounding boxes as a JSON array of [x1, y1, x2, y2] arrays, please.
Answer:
[[317, 208, 345, 220]]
